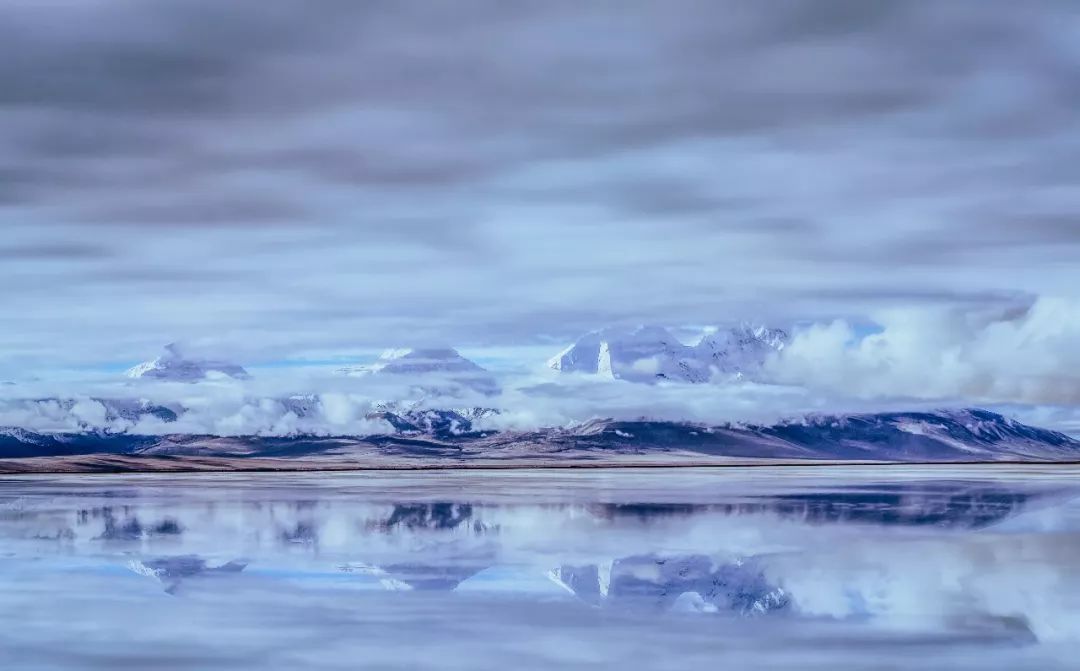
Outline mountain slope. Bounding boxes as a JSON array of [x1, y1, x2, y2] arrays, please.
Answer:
[[339, 348, 500, 396], [3, 409, 1077, 463], [565, 409, 1080, 461], [696, 325, 788, 377], [127, 344, 250, 382], [549, 324, 787, 383]]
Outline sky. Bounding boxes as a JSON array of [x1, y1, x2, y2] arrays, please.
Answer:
[[1, 1, 1079, 400]]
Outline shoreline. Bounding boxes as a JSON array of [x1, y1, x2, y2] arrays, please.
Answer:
[[2, 454, 1079, 476]]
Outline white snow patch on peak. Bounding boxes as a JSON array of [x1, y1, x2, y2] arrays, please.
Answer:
[[549, 323, 788, 384], [596, 341, 615, 379], [338, 347, 500, 396], [126, 343, 250, 383], [695, 323, 789, 374], [374, 348, 483, 373]]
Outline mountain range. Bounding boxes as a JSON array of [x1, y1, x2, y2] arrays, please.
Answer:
[[2, 326, 1078, 468], [2, 408, 1077, 467], [116, 324, 786, 386]]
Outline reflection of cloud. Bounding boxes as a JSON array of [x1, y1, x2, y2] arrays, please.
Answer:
[[4, 470, 1080, 649]]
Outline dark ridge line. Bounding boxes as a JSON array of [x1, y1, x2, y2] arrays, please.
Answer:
[[1, 456, 1079, 476]]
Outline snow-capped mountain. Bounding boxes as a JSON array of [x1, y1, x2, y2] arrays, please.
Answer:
[[368, 405, 496, 438], [549, 326, 709, 383], [5, 408, 1076, 463], [549, 324, 787, 383], [567, 409, 1080, 461], [127, 344, 250, 382], [339, 348, 500, 396], [696, 325, 788, 377]]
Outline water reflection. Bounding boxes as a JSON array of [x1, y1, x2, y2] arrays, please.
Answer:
[[1, 467, 1079, 670], [551, 554, 790, 615], [129, 555, 247, 595]]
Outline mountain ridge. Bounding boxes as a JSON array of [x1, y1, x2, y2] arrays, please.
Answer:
[[3, 408, 1077, 464]]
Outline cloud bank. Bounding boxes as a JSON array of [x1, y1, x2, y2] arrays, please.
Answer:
[[0, 1, 1079, 372], [3, 295, 1080, 436], [769, 297, 1080, 406]]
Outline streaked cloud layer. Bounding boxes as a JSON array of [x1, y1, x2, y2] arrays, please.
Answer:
[[1, 1, 1078, 372]]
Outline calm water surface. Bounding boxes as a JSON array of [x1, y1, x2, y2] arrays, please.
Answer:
[[1, 465, 1079, 670]]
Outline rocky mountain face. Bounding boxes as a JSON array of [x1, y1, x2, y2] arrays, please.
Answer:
[[549, 324, 788, 383]]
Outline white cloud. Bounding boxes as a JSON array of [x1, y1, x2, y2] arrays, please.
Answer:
[[769, 297, 1080, 405], [1, 2, 1079, 373]]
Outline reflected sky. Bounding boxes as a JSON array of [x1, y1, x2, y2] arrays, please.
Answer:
[[2, 466, 1079, 669]]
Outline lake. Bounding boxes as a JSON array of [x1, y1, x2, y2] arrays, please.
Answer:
[[2, 465, 1078, 670]]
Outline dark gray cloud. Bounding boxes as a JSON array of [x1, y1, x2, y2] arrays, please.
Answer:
[[0, 0, 1078, 371], [0, 241, 112, 261]]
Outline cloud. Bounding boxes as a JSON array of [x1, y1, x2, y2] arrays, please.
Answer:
[[769, 297, 1080, 406], [0, 1, 1078, 373], [0, 354, 938, 437]]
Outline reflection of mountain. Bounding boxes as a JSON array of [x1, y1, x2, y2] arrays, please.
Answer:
[[373, 561, 490, 591], [339, 505, 497, 590], [735, 483, 1038, 529], [93, 507, 185, 541], [341, 546, 496, 591], [585, 503, 710, 521], [583, 481, 1052, 530], [128, 555, 247, 595], [279, 521, 319, 547], [550, 554, 790, 615], [375, 503, 484, 533], [69, 482, 1057, 558]]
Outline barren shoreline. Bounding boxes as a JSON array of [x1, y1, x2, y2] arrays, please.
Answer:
[[2, 453, 1078, 475]]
